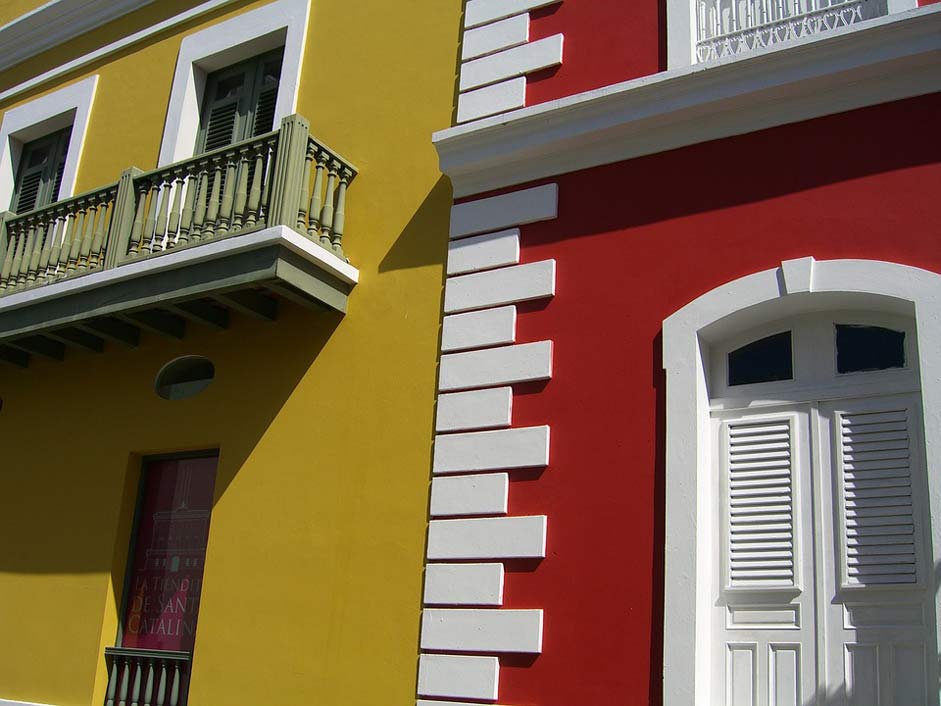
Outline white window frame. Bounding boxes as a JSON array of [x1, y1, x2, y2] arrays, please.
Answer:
[[661, 257, 941, 706], [0, 75, 98, 212], [157, 0, 310, 167], [665, 0, 920, 69]]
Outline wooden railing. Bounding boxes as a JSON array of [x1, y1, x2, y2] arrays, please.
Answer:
[[0, 113, 356, 299], [104, 647, 190, 706]]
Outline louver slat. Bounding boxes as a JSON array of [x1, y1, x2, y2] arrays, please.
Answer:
[[252, 84, 278, 137], [840, 409, 917, 586], [14, 170, 43, 214], [203, 101, 239, 153], [728, 419, 795, 587]]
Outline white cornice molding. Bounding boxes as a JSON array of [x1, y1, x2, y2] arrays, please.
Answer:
[[0, 0, 157, 73], [434, 5, 941, 198]]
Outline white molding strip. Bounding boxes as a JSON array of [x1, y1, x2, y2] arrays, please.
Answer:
[[0, 75, 98, 212], [460, 35, 564, 91], [419, 700, 513, 706], [442, 307, 517, 353], [417, 654, 500, 701], [465, 0, 562, 29], [439, 341, 553, 391], [436, 387, 513, 432], [463, 14, 530, 61], [0, 700, 58, 706], [158, 0, 310, 166], [436, 5, 941, 197], [0, 0, 156, 73], [0, 0, 241, 106], [433, 426, 550, 475], [427, 516, 548, 560], [421, 609, 544, 653], [424, 563, 505, 606], [431, 473, 509, 516], [445, 260, 556, 313], [457, 78, 528, 124], [450, 184, 558, 238], [448, 228, 520, 276]]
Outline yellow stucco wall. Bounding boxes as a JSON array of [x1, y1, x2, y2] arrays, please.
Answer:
[[0, 0, 461, 704]]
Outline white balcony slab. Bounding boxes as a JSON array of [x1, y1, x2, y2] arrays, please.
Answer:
[[463, 14, 529, 60], [436, 387, 513, 432], [427, 516, 548, 560], [439, 341, 552, 391], [421, 608, 544, 654], [448, 228, 520, 275], [424, 563, 505, 606], [457, 77, 527, 123], [442, 307, 516, 353], [431, 473, 509, 517], [450, 183, 557, 239], [461, 34, 564, 91], [445, 260, 555, 313], [465, 0, 563, 28], [433, 426, 549, 474], [417, 654, 500, 701]]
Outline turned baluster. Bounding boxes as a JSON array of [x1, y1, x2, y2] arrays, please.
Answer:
[[0, 231, 15, 289], [141, 181, 160, 252], [47, 215, 65, 277], [331, 167, 352, 258], [155, 662, 168, 706], [204, 158, 223, 239], [258, 143, 274, 226], [191, 167, 209, 241], [14, 223, 34, 285], [318, 160, 339, 250], [307, 150, 326, 239], [56, 212, 76, 275], [78, 199, 97, 270], [232, 148, 251, 231], [168, 663, 181, 706], [217, 153, 237, 236], [179, 174, 196, 245], [66, 204, 87, 271], [128, 183, 149, 255], [38, 219, 56, 280], [130, 659, 143, 706], [245, 149, 265, 228], [142, 661, 155, 706], [105, 658, 120, 706], [167, 175, 184, 247], [154, 181, 171, 251], [117, 657, 131, 706], [90, 199, 110, 266], [297, 141, 315, 231], [27, 216, 45, 281]]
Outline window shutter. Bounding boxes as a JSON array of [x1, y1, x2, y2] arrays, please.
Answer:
[[839, 408, 918, 585], [727, 418, 795, 587], [198, 70, 249, 153], [13, 127, 71, 214], [250, 61, 280, 137], [14, 169, 43, 214]]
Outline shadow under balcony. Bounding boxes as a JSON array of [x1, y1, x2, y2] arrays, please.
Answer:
[[0, 114, 357, 367]]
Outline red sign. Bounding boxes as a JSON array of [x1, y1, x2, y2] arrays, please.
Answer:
[[121, 457, 217, 652]]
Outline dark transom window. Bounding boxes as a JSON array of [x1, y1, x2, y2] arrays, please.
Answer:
[[836, 324, 905, 374], [728, 331, 793, 386]]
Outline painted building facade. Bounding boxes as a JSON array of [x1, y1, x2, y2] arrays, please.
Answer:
[[419, 1, 941, 706], [0, 1, 459, 705]]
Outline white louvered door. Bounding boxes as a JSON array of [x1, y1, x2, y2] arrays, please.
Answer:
[[817, 395, 938, 706], [714, 396, 938, 706], [713, 407, 818, 706]]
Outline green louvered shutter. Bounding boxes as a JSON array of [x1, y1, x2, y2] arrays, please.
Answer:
[[12, 127, 71, 214]]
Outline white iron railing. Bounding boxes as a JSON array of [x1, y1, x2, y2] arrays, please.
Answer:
[[696, 0, 888, 62]]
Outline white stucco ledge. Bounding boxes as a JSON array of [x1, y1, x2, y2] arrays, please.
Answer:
[[433, 5, 941, 198]]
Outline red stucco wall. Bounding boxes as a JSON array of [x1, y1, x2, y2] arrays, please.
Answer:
[[490, 92, 941, 705]]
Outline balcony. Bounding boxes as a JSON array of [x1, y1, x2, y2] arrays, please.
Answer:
[[104, 647, 190, 706], [0, 114, 357, 367], [694, 0, 889, 62]]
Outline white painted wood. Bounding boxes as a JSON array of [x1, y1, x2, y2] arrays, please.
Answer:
[[442, 307, 516, 353], [460, 35, 564, 91], [421, 608, 543, 653], [423, 563, 505, 606], [436, 387, 513, 432], [431, 473, 509, 516], [445, 260, 556, 313], [158, 0, 310, 166], [0, 75, 98, 212], [457, 77, 527, 123], [418, 701, 513, 706], [780, 256, 815, 294], [465, 0, 562, 28], [439, 341, 552, 391], [434, 7, 941, 197], [450, 183, 557, 239], [433, 426, 549, 474], [462, 14, 529, 61], [427, 515, 547, 559], [447, 229, 520, 275], [417, 654, 499, 701]]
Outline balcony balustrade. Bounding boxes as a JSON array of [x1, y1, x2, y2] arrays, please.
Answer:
[[696, 0, 887, 62], [0, 114, 358, 367], [104, 647, 190, 706]]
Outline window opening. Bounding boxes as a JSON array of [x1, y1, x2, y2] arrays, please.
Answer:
[[155, 356, 215, 400], [727, 330, 793, 386], [835, 324, 905, 374], [12, 126, 71, 214], [196, 48, 283, 154]]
